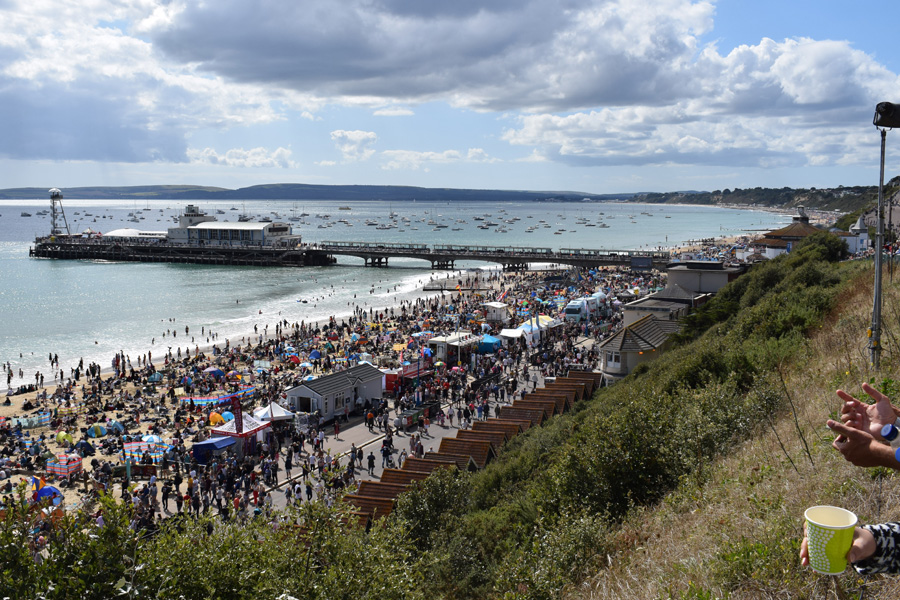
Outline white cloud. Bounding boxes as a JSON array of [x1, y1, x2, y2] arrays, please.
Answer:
[[315, 160, 337, 166], [501, 37, 900, 169], [145, 0, 717, 112], [187, 146, 297, 168], [331, 130, 377, 162], [381, 147, 498, 170], [0, 0, 897, 180], [374, 107, 414, 116]]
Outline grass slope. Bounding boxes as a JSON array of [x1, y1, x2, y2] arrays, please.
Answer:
[[571, 262, 900, 599]]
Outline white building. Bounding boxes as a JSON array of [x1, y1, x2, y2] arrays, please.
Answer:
[[284, 363, 384, 421], [166, 205, 299, 247]]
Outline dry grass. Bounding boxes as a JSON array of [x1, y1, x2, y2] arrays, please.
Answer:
[[566, 265, 900, 600]]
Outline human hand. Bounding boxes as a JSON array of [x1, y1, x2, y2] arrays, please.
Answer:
[[838, 383, 896, 439], [801, 525, 876, 566], [828, 419, 896, 468]]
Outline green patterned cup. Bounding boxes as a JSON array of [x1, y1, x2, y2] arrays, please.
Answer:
[[805, 506, 858, 575]]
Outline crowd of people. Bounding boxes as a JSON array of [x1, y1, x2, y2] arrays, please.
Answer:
[[0, 264, 671, 560]]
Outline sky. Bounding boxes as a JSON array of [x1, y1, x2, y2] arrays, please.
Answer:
[[1, 0, 899, 195]]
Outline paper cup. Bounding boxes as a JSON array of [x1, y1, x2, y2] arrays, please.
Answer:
[[805, 506, 858, 575]]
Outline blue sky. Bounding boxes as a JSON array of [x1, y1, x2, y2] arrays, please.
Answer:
[[1, 0, 899, 194]]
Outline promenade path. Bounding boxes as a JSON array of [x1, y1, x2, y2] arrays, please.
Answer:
[[265, 368, 549, 511]]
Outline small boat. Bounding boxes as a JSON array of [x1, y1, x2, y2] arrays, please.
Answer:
[[21, 212, 32, 217], [338, 206, 352, 210]]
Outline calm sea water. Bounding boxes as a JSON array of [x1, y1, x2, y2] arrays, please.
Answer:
[[0, 198, 785, 384]]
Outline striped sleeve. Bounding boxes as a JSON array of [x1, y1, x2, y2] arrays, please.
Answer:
[[852, 523, 900, 575]]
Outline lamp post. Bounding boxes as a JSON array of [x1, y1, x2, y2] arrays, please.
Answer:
[[870, 102, 900, 367]]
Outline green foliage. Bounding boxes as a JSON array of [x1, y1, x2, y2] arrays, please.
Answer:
[[495, 511, 610, 600], [793, 231, 849, 262]]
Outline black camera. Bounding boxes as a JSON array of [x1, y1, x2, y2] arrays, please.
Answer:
[[874, 102, 900, 128]]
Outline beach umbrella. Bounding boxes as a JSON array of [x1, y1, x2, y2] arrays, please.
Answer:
[[434, 361, 445, 367], [209, 412, 224, 426], [226, 370, 241, 379], [402, 361, 411, 365], [148, 372, 163, 382], [55, 431, 73, 445], [309, 350, 321, 359], [181, 376, 193, 386], [350, 333, 360, 341], [451, 366, 463, 372], [284, 345, 296, 352], [287, 355, 300, 364], [222, 411, 235, 422], [203, 367, 224, 377], [142, 434, 162, 444], [303, 375, 316, 381], [86, 424, 107, 438], [300, 362, 313, 368], [108, 420, 124, 433]]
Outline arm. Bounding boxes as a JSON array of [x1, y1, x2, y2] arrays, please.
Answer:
[[850, 524, 900, 574]]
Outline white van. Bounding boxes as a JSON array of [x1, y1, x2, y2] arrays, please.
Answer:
[[564, 299, 589, 322]]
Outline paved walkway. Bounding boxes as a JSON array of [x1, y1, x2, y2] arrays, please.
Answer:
[[265, 367, 548, 510]]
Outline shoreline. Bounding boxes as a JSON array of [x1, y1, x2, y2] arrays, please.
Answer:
[[1, 267, 497, 396]]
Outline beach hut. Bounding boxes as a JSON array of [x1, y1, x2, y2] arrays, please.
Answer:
[[481, 301, 511, 324]]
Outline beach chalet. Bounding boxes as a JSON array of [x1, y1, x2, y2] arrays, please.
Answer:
[[165, 205, 300, 247], [481, 302, 511, 324], [427, 331, 480, 364], [598, 315, 681, 385], [284, 363, 384, 422]]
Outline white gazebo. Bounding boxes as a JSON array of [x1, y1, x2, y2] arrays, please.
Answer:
[[252, 402, 295, 422]]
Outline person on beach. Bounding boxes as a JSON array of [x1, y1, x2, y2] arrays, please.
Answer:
[[800, 383, 900, 573]]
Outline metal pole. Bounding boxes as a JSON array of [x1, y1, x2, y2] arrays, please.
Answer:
[[871, 128, 886, 368]]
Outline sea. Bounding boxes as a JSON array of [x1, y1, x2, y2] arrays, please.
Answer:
[[0, 197, 786, 386]]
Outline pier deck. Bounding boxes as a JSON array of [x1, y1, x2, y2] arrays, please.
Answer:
[[31, 237, 671, 270]]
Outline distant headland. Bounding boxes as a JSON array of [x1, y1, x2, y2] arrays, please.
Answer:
[[1, 178, 896, 213]]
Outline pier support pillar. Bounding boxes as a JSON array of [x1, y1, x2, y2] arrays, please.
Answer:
[[365, 256, 388, 267]]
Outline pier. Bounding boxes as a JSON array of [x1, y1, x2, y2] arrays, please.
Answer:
[[310, 241, 671, 270], [31, 237, 671, 270]]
